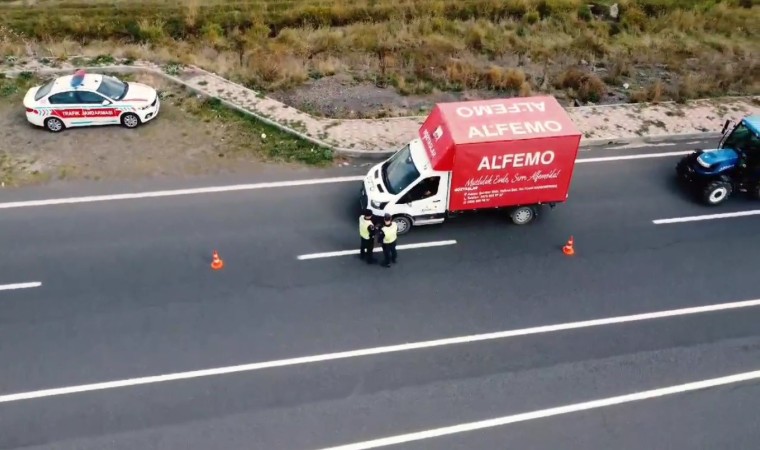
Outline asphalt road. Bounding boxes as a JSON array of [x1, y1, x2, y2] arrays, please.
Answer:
[[1, 138, 759, 449]]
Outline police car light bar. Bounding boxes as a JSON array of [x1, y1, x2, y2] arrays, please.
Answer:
[[71, 69, 86, 88]]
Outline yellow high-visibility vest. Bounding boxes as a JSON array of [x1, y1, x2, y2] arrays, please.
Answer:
[[382, 222, 398, 243], [359, 216, 372, 239]]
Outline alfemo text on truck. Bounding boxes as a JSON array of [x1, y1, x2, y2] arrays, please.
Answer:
[[455, 101, 565, 139], [477, 150, 556, 171], [467, 121, 564, 139], [454, 101, 548, 117]]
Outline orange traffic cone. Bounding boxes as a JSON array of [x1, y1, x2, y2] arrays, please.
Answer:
[[562, 236, 575, 256], [211, 250, 224, 270]]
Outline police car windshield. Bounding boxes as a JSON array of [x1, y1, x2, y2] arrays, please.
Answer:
[[96, 76, 128, 100], [383, 144, 420, 195]]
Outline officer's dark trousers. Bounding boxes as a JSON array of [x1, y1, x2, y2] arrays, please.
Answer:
[[382, 241, 397, 266], [360, 237, 375, 262]]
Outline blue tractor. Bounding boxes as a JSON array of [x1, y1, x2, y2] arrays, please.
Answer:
[[676, 115, 760, 205]]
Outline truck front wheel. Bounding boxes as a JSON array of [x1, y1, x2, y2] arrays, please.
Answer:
[[393, 215, 413, 235], [510, 206, 536, 225], [702, 180, 732, 205]]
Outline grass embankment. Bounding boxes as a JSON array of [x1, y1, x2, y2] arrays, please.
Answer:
[[0, 0, 758, 106], [177, 96, 334, 166]]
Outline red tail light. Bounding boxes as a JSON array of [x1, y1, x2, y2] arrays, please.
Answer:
[[26, 108, 37, 114]]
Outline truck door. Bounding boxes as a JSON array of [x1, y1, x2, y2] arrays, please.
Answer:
[[395, 175, 447, 225]]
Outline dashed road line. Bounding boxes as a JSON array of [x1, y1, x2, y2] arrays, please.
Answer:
[[0, 282, 42, 291], [297, 240, 457, 260], [653, 209, 760, 224]]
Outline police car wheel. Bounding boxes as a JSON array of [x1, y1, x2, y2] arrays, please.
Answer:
[[44, 117, 64, 133], [393, 216, 412, 235], [121, 113, 141, 129]]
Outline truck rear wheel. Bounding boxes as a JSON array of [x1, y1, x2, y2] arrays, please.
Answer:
[[702, 180, 732, 206], [393, 215, 412, 235], [510, 206, 535, 225]]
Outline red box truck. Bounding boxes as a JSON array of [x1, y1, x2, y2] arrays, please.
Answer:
[[360, 96, 582, 234]]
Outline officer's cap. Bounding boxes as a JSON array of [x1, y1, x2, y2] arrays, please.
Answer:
[[363, 209, 372, 217], [384, 213, 391, 221]]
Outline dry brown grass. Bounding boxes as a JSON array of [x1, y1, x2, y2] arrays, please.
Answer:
[[0, 1, 758, 104], [630, 80, 664, 104], [554, 67, 608, 103]]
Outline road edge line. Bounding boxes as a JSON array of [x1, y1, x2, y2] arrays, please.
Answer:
[[0, 150, 694, 210], [316, 368, 760, 450], [1, 297, 759, 404]]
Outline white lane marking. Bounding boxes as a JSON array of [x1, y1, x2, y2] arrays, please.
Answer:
[[0, 176, 364, 210], [0, 282, 42, 291], [575, 150, 691, 163], [603, 142, 678, 150], [316, 369, 760, 450], [297, 240, 457, 260], [1, 297, 759, 404], [0, 151, 692, 210], [653, 209, 760, 224]]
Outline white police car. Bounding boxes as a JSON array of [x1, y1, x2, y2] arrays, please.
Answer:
[[23, 69, 160, 132]]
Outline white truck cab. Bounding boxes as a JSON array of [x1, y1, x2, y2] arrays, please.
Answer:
[[360, 138, 449, 234]]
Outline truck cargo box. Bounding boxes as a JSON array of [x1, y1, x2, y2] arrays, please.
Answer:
[[418, 96, 582, 212]]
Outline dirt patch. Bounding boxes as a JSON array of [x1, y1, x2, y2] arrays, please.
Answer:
[[0, 72, 336, 187], [269, 74, 498, 119], [268, 71, 637, 119]]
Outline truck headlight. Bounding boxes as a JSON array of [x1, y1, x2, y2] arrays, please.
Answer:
[[370, 200, 386, 209]]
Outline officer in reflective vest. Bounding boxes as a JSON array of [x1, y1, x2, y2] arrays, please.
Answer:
[[379, 213, 398, 268], [359, 209, 376, 264]]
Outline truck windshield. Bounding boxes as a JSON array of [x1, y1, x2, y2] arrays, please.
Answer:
[[383, 144, 420, 195], [723, 123, 760, 153]]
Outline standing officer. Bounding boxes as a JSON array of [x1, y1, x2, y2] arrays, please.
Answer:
[[359, 209, 376, 264], [379, 213, 398, 268]]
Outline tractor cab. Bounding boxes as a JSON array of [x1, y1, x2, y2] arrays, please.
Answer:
[[676, 115, 760, 205], [719, 117, 760, 165]]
